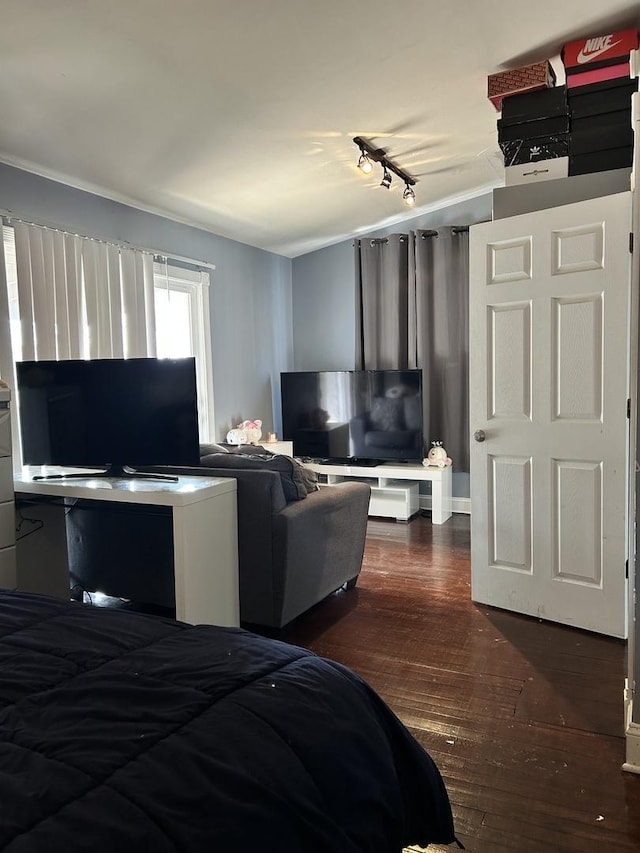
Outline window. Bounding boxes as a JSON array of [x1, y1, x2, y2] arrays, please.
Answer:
[[153, 260, 215, 441], [2, 226, 215, 442]]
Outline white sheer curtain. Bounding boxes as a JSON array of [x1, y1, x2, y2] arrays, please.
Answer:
[[12, 222, 156, 362]]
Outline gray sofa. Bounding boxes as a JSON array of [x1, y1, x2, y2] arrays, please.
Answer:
[[145, 446, 371, 631]]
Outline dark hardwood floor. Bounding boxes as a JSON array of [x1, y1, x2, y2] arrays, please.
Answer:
[[287, 512, 640, 852]]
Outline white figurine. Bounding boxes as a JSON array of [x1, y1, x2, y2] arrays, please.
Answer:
[[423, 441, 452, 468]]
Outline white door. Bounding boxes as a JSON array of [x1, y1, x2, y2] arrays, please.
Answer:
[[470, 192, 632, 639]]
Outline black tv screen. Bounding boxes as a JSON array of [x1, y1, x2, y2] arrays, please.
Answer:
[[17, 357, 200, 474], [281, 369, 423, 463]]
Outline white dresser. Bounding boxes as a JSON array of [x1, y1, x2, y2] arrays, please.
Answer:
[[0, 386, 16, 589]]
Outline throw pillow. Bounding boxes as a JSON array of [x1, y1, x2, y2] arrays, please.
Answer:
[[199, 451, 308, 501]]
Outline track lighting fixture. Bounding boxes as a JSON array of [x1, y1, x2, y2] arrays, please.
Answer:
[[402, 183, 416, 206], [353, 136, 417, 206]]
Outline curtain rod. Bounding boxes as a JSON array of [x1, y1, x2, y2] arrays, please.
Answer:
[[354, 225, 470, 246], [0, 211, 216, 271]]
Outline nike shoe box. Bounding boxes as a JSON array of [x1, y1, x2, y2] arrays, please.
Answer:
[[505, 157, 569, 186], [501, 85, 567, 123], [488, 60, 556, 112], [568, 76, 638, 118], [569, 146, 634, 175], [562, 29, 638, 75], [500, 136, 569, 167]]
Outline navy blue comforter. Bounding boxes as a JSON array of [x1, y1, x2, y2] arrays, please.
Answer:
[[0, 591, 456, 851]]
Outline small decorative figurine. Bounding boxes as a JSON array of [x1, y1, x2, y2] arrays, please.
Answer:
[[423, 441, 452, 468], [226, 419, 263, 445]]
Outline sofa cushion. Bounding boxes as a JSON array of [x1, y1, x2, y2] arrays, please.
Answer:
[[199, 451, 308, 502], [199, 442, 230, 455]]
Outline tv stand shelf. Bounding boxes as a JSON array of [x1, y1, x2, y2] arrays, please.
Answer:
[[302, 461, 452, 524]]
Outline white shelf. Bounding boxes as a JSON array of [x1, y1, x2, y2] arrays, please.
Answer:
[[304, 461, 452, 524]]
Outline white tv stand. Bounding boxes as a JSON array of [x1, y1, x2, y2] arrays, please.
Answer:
[[302, 461, 452, 523]]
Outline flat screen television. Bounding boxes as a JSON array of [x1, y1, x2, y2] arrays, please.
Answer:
[[16, 357, 200, 480], [281, 369, 423, 463]]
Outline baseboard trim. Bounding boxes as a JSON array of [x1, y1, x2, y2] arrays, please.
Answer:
[[624, 711, 640, 774], [420, 495, 470, 515]]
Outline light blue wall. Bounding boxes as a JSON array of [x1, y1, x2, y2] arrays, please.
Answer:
[[291, 240, 356, 371], [291, 194, 492, 370], [0, 163, 293, 442]]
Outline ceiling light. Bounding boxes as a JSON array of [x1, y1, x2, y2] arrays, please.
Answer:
[[403, 184, 416, 206], [380, 166, 392, 189], [353, 136, 417, 207], [358, 151, 373, 174]]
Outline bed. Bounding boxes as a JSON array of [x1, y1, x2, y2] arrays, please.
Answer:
[[0, 591, 458, 852]]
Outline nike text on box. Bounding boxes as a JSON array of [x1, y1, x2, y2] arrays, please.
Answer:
[[487, 60, 556, 112], [562, 29, 638, 73]]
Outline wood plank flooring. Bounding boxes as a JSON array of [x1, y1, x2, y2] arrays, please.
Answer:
[[286, 513, 640, 852]]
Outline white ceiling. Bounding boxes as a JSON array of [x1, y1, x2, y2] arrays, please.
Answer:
[[0, 0, 638, 257]]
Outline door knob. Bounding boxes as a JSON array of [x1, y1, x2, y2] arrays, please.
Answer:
[[473, 429, 486, 443]]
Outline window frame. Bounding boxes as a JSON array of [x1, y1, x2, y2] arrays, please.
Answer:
[[153, 261, 215, 443]]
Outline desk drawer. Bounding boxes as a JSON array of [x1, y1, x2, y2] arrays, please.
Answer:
[[0, 407, 10, 457], [0, 457, 13, 503]]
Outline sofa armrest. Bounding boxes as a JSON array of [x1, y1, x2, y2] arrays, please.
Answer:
[[272, 482, 371, 627]]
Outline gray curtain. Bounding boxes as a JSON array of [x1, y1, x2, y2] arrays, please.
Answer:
[[355, 234, 409, 369], [354, 226, 469, 471]]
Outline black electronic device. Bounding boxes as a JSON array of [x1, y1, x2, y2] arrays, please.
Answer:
[[16, 357, 200, 481], [281, 369, 423, 463]]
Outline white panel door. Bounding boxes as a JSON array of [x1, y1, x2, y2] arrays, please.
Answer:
[[470, 192, 631, 638]]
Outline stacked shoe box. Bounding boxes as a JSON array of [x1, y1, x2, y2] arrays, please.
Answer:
[[562, 29, 638, 175], [497, 85, 570, 185]]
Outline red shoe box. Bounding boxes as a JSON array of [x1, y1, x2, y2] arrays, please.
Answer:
[[563, 29, 638, 73], [488, 60, 556, 112]]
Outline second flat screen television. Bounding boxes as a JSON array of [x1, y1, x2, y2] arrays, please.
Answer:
[[281, 369, 423, 463]]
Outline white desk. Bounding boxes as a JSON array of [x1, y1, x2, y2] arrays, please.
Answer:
[[13, 468, 239, 627], [303, 461, 453, 523]]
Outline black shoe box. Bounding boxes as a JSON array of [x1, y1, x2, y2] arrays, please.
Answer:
[[501, 85, 568, 123], [498, 114, 570, 143], [569, 146, 634, 175], [500, 135, 569, 167], [568, 76, 638, 118], [570, 108, 633, 154]]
